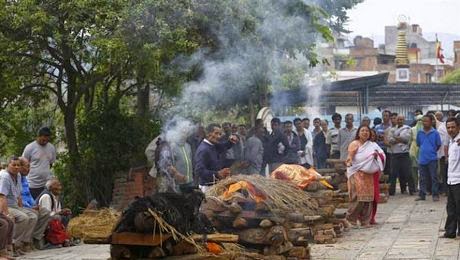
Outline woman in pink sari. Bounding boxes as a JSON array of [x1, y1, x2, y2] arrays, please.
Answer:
[[369, 129, 383, 224], [346, 125, 386, 228]]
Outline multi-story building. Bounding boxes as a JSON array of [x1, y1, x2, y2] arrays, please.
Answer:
[[329, 22, 456, 83]]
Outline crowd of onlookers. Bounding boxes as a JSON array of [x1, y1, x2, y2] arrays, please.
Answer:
[[147, 108, 460, 233], [0, 127, 73, 259]]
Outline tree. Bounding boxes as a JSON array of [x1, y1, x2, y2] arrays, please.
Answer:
[[441, 69, 460, 84]]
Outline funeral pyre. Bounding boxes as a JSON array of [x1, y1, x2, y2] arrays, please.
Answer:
[[109, 161, 389, 259], [200, 165, 353, 259]]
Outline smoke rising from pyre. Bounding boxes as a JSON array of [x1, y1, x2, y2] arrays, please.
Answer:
[[161, 0, 333, 139]]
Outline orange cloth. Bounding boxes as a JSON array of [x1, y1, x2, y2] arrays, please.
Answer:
[[206, 242, 222, 254], [222, 181, 267, 203], [270, 164, 332, 189]]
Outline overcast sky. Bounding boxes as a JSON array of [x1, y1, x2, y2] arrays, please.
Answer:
[[347, 0, 460, 37]]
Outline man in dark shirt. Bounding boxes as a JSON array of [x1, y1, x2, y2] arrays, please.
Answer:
[[282, 121, 300, 164], [194, 123, 238, 192], [263, 118, 289, 172]]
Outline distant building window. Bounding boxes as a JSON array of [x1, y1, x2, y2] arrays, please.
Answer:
[[410, 43, 417, 48], [425, 73, 432, 83]]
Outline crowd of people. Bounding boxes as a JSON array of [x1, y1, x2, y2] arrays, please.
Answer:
[[0, 127, 72, 259], [147, 109, 460, 233]]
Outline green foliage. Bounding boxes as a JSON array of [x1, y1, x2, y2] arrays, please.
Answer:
[[56, 105, 160, 210], [441, 69, 460, 84], [0, 0, 362, 209], [319, 0, 364, 34], [0, 98, 60, 159]]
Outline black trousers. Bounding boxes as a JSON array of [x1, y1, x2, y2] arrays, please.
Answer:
[[383, 151, 392, 176], [390, 153, 415, 195], [445, 184, 460, 236]]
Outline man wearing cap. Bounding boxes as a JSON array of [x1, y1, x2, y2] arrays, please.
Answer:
[[22, 127, 57, 199]]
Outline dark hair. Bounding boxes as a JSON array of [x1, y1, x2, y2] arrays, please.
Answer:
[[323, 119, 329, 124], [446, 117, 460, 127], [354, 125, 371, 141], [8, 155, 20, 164], [373, 117, 382, 126], [38, 127, 51, 137], [271, 117, 281, 124], [206, 123, 221, 134], [390, 112, 398, 117], [284, 120, 292, 125], [293, 118, 302, 124], [301, 118, 310, 122], [382, 110, 391, 116], [423, 114, 434, 122], [313, 118, 321, 122], [415, 109, 423, 114], [345, 113, 353, 118], [332, 113, 342, 120]]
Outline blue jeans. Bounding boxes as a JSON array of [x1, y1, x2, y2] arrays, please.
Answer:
[[419, 160, 439, 198]]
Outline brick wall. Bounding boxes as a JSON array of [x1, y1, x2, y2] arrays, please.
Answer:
[[111, 166, 156, 210]]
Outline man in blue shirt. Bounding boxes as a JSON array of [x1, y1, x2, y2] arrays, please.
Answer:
[[20, 158, 36, 209], [415, 115, 442, 201], [18, 157, 51, 249]]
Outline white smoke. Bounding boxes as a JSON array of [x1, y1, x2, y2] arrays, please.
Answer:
[[161, 0, 333, 131]]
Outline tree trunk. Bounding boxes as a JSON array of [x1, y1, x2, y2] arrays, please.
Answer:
[[136, 84, 150, 118], [249, 96, 256, 127]]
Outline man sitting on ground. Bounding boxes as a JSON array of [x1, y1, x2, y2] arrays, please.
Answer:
[[0, 156, 37, 256], [18, 157, 51, 250], [37, 178, 71, 228]]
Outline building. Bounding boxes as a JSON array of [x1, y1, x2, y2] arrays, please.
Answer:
[[328, 22, 457, 83]]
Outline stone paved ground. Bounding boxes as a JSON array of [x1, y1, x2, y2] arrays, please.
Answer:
[[18, 194, 459, 260], [19, 244, 110, 260], [311, 194, 460, 260]]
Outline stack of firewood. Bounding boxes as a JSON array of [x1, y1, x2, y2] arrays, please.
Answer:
[[201, 174, 351, 259]]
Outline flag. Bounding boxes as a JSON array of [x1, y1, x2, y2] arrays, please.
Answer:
[[436, 35, 445, 64]]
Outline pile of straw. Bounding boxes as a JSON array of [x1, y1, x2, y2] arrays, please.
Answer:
[[68, 208, 120, 243], [205, 174, 320, 217]]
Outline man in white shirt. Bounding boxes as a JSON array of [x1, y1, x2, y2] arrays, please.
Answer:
[[37, 179, 71, 227], [442, 117, 460, 238], [22, 127, 57, 199]]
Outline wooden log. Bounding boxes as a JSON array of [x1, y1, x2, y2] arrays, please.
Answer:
[[288, 246, 309, 258], [171, 240, 198, 256], [263, 241, 293, 255], [326, 159, 345, 164], [304, 215, 323, 222], [228, 202, 243, 214], [110, 245, 132, 259], [287, 228, 313, 243], [190, 234, 239, 243], [315, 168, 337, 174], [338, 183, 348, 192], [233, 217, 248, 229], [259, 219, 274, 228], [111, 232, 171, 246], [237, 226, 287, 246], [202, 196, 228, 212]]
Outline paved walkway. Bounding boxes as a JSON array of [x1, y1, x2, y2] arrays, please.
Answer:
[[18, 194, 459, 260], [18, 244, 110, 260], [311, 194, 460, 260]]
